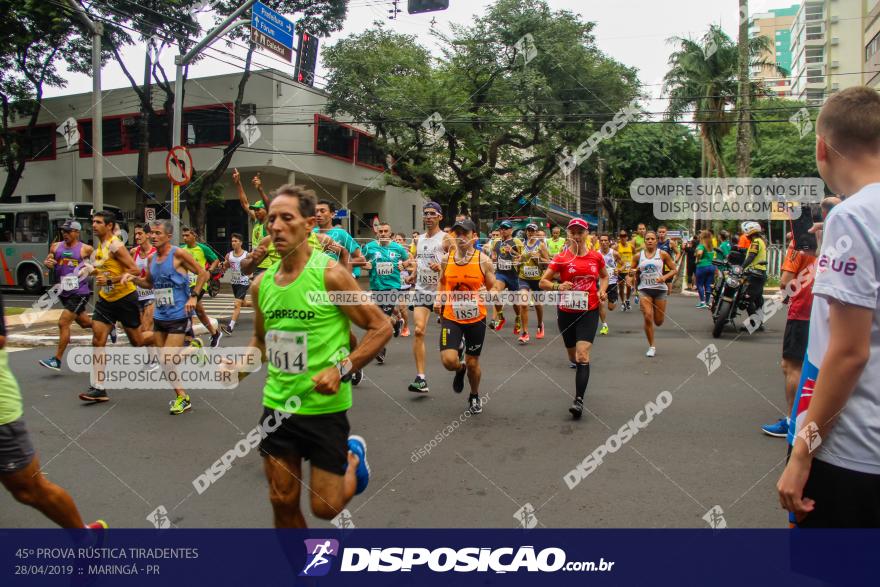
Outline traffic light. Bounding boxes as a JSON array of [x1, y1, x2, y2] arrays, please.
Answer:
[[294, 32, 319, 87], [407, 0, 449, 15]]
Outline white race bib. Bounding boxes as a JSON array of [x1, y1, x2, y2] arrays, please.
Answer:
[[523, 265, 540, 279], [154, 288, 174, 307], [418, 272, 439, 286], [229, 269, 249, 285], [453, 296, 480, 321], [376, 262, 393, 276], [61, 275, 79, 291], [188, 272, 197, 287], [136, 287, 154, 300], [265, 330, 308, 374], [561, 291, 589, 311], [497, 259, 513, 271]]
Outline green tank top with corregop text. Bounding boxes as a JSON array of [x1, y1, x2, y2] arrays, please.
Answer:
[[259, 248, 351, 415]]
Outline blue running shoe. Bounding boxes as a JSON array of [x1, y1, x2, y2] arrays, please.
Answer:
[[761, 417, 789, 438], [347, 435, 371, 495], [39, 357, 61, 371]]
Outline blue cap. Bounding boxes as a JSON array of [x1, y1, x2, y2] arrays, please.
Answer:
[[499, 220, 513, 229]]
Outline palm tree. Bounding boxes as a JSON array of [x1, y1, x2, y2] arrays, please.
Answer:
[[663, 25, 777, 178]]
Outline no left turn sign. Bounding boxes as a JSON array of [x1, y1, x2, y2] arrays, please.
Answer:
[[166, 146, 193, 186]]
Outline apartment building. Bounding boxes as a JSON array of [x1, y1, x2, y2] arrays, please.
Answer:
[[749, 5, 799, 97]]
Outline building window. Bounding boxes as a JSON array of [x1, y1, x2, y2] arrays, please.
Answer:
[[125, 113, 172, 150], [867, 31, 880, 60], [79, 118, 126, 155], [183, 105, 232, 147], [7, 125, 56, 161], [15, 211, 49, 243], [26, 194, 55, 203], [0, 213, 13, 243], [356, 134, 384, 169], [315, 116, 355, 160]]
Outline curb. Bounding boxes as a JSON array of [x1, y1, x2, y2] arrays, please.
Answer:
[[7, 319, 219, 347]]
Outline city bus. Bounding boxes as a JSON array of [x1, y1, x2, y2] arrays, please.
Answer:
[[0, 202, 127, 293]]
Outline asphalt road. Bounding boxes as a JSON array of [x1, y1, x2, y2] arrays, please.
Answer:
[[1, 294, 792, 529]]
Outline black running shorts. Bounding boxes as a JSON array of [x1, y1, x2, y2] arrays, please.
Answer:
[[783, 319, 809, 362], [258, 408, 350, 476], [61, 294, 89, 315], [557, 308, 600, 348], [0, 419, 35, 474], [798, 458, 880, 528], [93, 291, 141, 329], [440, 317, 487, 357]]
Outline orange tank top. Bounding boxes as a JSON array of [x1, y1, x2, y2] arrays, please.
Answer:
[[441, 250, 486, 324]]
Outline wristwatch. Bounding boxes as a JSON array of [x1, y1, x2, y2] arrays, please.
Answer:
[[336, 357, 354, 382]]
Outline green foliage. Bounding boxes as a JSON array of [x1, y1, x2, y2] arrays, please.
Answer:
[[721, 98, 818, 179], [663, 25, 778, 178], [590, 122, 701, 230], [322, 0, 639, 222]]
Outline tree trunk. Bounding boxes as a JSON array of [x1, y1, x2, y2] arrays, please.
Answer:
[[135, 49, 153, 218], [735, 0, 752, 177]]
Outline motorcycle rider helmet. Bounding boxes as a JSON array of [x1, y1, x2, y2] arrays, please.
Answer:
[[741, 221, 762, 236]]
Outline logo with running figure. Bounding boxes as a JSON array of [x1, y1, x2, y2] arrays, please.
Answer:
[[300, 539, 339, 577]]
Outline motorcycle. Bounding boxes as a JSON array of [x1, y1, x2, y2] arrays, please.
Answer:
[[711, 257, 766, 338]]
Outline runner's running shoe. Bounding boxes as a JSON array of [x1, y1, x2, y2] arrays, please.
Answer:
[[169, 395, 192, 415], [400, 325, 411, 337], [569, 399, 583, 420], [492, 316, 506, 331], [210, 330, 223, 348], [513, 316, 522, 335], [761, 418, 789, 438], [109, 326, 118, 344], [408, 376, 429, 393], [646, 347, 656, 358], [39, 357, 61, 371], [86, 520, 109, 530], [376, 348, 386, 365], [352, 370, 363, 386], [220, 322, 233, 335], [468, 395, 483, 414], [348, 435, 371, 495], [393, 317, 402, 338], [79, 387, 109, 403], [536, 323, 545, 339], [599, 324, 609, 335], [518, 332, 530, 345]]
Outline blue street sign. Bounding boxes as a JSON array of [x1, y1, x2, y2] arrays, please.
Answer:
[[335, 209, 349, 218], [251, 1, 294, 49]]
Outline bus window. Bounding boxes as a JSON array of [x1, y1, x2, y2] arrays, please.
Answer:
[[16, 211, 49, 243], [0, 213, 13, 243]]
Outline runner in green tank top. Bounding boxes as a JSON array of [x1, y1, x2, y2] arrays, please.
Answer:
[[239, 183, 391, 528]]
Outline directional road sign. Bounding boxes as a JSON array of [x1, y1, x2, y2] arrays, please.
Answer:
[[251, 1, 294, 62]]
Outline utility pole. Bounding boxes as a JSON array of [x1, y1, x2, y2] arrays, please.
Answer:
[[388, 0, 401, 20], [171, 0, 256, 239], [66, 0, 103, 219], [597, 158, 605, 233]]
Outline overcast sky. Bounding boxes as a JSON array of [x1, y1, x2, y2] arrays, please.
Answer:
[[47, 0, 786, 116]]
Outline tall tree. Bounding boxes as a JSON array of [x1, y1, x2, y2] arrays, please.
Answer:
[[0, 1, 122, 200], [323, 0, 639, 226], [94, 0, 204, 216], [735, 0, 751, 176], [181, 0, 348, 233], [663, 25, 775, 179]]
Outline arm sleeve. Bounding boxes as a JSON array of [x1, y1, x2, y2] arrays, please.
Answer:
[[813, 211, 879, 309]]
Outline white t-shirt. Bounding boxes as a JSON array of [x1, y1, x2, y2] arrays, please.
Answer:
[[790, 183, 880, 474], [414, 230, 446, 295]]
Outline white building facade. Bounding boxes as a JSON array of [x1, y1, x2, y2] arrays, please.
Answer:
[[0, 68, 426, 250]]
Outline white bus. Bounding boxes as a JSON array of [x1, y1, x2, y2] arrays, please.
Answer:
[[0, 202, 127, 293]]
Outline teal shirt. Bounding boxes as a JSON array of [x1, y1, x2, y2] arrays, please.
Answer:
[[696, 244, 715, 267], [362, 240, 409, 290], [314, 227, 362, 278], [718, 240, 732, 261]]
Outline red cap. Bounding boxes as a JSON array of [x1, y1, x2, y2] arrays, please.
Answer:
[[567, 218, 589, 230]]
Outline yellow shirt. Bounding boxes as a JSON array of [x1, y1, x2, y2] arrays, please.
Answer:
[[617, 243, 634, 273], [95, 236, 136, 302]]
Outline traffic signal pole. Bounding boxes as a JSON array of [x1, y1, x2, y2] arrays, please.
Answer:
[[171, 0, 256, 239]]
